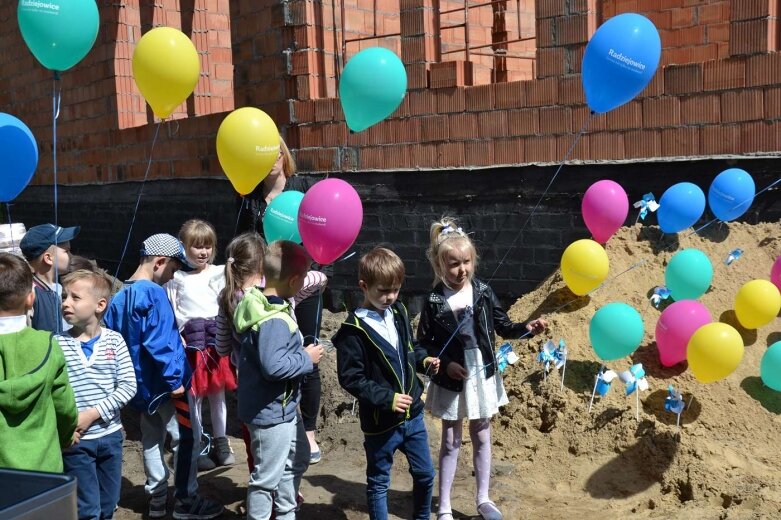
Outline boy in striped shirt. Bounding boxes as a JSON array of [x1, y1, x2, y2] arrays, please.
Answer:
[[58, 269, 137, 520]]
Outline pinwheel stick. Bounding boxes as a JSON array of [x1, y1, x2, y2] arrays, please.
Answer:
[[560, 362, 567, 391], [588, 374, 599, 413]]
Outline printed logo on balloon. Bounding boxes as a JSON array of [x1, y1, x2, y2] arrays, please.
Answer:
[[298, 179, 363, 265], [217, 108, 280, 196], [582, 13, 661, 114]]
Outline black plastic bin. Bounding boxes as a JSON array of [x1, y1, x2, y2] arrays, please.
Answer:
[[0, 468, 76, 520]]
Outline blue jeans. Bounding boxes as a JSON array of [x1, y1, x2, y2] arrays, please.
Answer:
[[363, 413, 435, 520], [62, 429, 124, 520]]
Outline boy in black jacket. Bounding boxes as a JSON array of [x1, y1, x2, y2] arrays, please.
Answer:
[[334, 247, 440, 520]]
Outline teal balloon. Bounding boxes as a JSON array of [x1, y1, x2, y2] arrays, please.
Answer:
[[339, 47, 407, 132], [263, 191, 304, 243], [589, 302, 645, 361], [665, 248, 713, 301], [18, 0, 99, 72], [760, 341, 781, 391]]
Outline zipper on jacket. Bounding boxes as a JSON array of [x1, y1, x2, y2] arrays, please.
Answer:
[[344, 320, 405, 395]]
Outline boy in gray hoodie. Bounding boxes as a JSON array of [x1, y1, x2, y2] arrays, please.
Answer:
[[234, 240, 324, 520]]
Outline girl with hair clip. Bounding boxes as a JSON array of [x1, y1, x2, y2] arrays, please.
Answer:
[[165, 219, 237, 471], [417, 217, 548, 520], [215, 232, 266, 472]]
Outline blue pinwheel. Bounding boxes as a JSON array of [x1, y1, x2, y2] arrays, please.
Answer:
[[633, 192, 659, 221], [496, 342, 518, 373], [665, 385, 685, 415], [619, 364, 649, 396], [650, 286, 672, 308], [723, 248, 743, 266]]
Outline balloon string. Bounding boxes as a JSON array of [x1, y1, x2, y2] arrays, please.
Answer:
[[52, 72, 63, 331], [114, 121, 163, 280], [234, 197, 246, 236], [486, 112, 595, 284], [6, 204, 14, 252]]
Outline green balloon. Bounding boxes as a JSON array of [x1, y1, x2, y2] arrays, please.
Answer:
[[18, 0, 99, 72], [760, 341, 781, 391], [263, 191, 305, 244], [665, 248, 713, 301], [339, 47, 407, 132], [590, 302, 645, 361]]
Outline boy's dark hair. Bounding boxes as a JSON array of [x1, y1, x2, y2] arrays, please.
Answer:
[[0, 253, 33, 312], [359, 247, 405, 288], [264, 241, 309, 283], [68, 254, 98, 273]]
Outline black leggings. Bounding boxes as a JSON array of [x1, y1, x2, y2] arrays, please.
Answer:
[[295, 292, 323, 432]]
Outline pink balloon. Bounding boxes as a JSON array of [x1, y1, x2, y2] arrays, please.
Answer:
[[581, 180, 629, 244], [655, 300, 712, 367], [298, 179, 363, 265], [772, 256, 781, 292]]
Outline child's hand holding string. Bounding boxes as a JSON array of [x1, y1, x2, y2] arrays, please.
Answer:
[[526, 318, 548, 336], [446, 361, 468, 380], [305, 343, 324, 365], [424, 357, 440, 375], [392, 393, 413, 413]]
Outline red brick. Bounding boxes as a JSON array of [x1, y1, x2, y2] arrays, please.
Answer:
[[476, 111, 507, 138], [557, 14, 591, 45], [384, 144, 413, 169], [525, 77, 558, 107], [731, 0, 775, 21], [665, 63, 704, 95], [590, 132, 625, 160], [671, 7, 695, 28], [680, 94, 721, 124], [698, 2, 728, 24], [568, 45, 586, 74], [448, 113, 480, 140], [388, 118, 422, 143], [436, 87, 466, 113], [643, 97, 681, 128], [507, 109, 539, 136], [572, 106, 607, 132], [700, 124, 741, 154], [420, 114, 449, 141], [494, 137, 525, 165], [293, 100, 316, 123], [539, 106, 573, 134], [625, 129, 661, 159], [401, 36, 436, 63], [746, 52, 781, 86], [408, 90, 437, 115], [764, 86, 781, 119], [464, 140, 495, 167], [524, 136, 558, 163], [465, 84, 495, 111], [400, 7, 436, 37], [536, 0, 566, 18], [557, 133, 590, 161], [405, 63, 429, 90], [494, 81, 527, 109], [430, 61, 473, 88], [706, 21, 730, 43], [661, 127, 700, 157], [320, 122, 349, 147], [296, 147, 339, 171], [703, 58, 747, 90], [390, 96, 411, 118], [415, 142, 439, 168], [559, 75, 586, 105], [605, 101, 642, 130], [298, 124, 323, 147], [740, 120, 781, 151], [537, 47, 567, 78], [437, 142, 465, 167], [536, 18, 555, 48], [360, 146, 385, 170], [729, 19, 777, 56], [314, 98, 335, 122], [722, 89, 764, 122]]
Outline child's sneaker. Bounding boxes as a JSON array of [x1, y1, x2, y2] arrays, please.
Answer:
[[172, 495, 224, 520], [198, 453, 216, 471], [147, 492, 168, 519], [211, 436, 235, 466]]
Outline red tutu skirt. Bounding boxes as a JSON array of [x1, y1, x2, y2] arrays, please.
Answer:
[[187, 344, 238, 397]]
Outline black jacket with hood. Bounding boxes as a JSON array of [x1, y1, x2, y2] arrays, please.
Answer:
[[417, 278, 532, 392], [333, 301, 429, 435]]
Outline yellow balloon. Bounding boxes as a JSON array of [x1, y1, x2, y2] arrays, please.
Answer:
[[687, 322, 743, 383], [132, 27, 200, 119], [216, 107, 280, 196], [734, 279, 781, 329], [560, 239, 609, 296]]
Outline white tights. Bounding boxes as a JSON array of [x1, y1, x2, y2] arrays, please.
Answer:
[[190, 390, 227, 446], [437, 418, 493, 513]]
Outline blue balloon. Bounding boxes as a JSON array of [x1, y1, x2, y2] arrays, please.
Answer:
[[582, 13, 661, 114], [0, 113, 38, 203], [339, 47, 407, 132], [708, 168, 755, 222], [657, 182, 706, 233]]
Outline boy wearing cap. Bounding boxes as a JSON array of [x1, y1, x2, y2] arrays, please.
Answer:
[[104, 234, 223, 520], [20, 223, 80, 334]]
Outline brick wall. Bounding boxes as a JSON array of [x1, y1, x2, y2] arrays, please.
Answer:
[[10, 159, 781, 311]]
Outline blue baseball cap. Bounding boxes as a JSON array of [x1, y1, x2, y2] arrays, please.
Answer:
[[20, 224, 80, 260], [140, 233, 195, 271]]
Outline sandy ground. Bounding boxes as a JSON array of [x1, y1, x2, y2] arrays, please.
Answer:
[[116, 221, 781, 519]]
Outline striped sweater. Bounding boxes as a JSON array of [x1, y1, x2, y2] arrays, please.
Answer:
[[57, 328, 137, 440]]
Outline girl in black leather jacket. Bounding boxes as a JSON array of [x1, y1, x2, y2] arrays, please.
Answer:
[[417, 218, 546, 520]]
